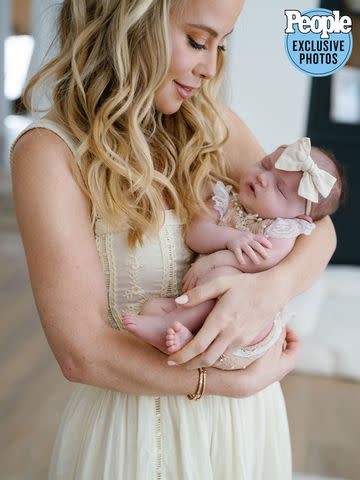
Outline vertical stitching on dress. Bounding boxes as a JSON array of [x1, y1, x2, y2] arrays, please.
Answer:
[[95, 234, 120, 330], [154, 396, 162, 479], [160, 225, 178, 297], [105, 234, 122, 330]]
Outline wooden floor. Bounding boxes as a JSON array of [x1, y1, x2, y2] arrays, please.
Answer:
[[1, 198, 359, 480]]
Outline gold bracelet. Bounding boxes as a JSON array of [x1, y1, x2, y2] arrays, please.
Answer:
[[187, 367, 207, 400]]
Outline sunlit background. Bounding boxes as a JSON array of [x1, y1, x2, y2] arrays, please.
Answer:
[[0, 1, 359, 479]]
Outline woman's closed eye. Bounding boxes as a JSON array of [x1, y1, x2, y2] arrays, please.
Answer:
[[187, 35, 226, 52]]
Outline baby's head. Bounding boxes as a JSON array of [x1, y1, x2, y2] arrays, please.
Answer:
[[237, 138, 345, 221]]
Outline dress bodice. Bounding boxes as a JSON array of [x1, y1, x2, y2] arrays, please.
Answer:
[[94, 211, 195, 329], [9, 118, 196, 330]]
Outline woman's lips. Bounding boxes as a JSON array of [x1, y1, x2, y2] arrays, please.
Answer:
[[174, 81, 195, 99]]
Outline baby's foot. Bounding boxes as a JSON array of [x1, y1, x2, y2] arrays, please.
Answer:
[[122, 312, 170, 354], [166, 321, 194, 353]]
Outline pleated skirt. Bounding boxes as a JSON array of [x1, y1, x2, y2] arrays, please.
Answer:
[[48, 381, 292, 479]]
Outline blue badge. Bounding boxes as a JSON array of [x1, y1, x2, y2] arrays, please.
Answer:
[[284, 8, 353, 77]]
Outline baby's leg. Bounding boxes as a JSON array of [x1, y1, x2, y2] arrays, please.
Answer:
[[122, 296, 215, 355], [140, 297, 178, 315], [167, 264, 273, 353], [166, 266, 240, 353]]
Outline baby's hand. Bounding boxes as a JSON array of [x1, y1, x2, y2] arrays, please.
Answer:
[[225, 232, 272, 265], [182, 256, 215, 292]]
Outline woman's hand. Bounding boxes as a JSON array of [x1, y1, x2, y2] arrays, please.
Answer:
[[167, 270, 289, 370], [182, 255, 216, 292], [225, 232, 272, 265], [243, 325, 300, 396], [227, 325, 300, 398]]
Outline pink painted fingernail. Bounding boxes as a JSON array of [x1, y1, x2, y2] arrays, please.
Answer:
[[175, 294, 189, 304], [167, 360, 178, 366]]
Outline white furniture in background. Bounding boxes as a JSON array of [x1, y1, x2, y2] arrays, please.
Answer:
[[286, 265, 360, 381]]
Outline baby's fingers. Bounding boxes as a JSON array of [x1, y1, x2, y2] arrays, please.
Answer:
[[254, 235, 272, 249], [250, 240, 269, 260], [243, 245, 261, 264], [233, 248, 246, 265]]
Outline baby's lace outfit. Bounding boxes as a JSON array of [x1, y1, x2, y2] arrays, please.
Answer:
[[208, 181, 315, 370]]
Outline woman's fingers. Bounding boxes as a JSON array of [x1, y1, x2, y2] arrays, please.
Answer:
[[169, 291, 235, 366], [167, 317, 222, 366], [172, 329, 231, 370], [188, 276, 196, 291], [282, 326, 301, 357], [175, 275, 230, 307], [279, 326, 301, 376], [183, 270, 197, 291]]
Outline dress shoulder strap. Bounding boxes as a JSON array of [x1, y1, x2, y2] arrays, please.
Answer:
[[9, 118, 78, 170]]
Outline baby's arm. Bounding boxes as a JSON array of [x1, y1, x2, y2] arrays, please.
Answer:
[[185, 198, 271, 262], [182, 237, 295, 292], [210, 237, 296, 273], [185, 198, 239, 253]]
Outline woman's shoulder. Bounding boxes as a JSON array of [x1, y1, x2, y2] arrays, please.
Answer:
[[10, 114, 78, 178], [12, 113, 75, 155], [11, 127, 74, 186], [218, 103, 266, 180], [11, 115, 91, 213]]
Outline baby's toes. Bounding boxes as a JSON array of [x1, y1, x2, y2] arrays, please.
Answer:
[[166, 327, 175, 336], [167, 345, 178, 353], [172, 321, 183, 332]]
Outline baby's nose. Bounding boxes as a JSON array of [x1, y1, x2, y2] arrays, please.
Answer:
[[256, 172, 267, 187]]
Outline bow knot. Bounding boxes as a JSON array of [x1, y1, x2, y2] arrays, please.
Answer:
[[275, 137, 337, 207]]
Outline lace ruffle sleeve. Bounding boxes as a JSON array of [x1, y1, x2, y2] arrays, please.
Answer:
[[264, 217, 316, 239], [211, 181, 233, 221]]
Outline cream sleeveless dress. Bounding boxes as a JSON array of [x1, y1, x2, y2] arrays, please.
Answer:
[[10, 118, 292, 479]]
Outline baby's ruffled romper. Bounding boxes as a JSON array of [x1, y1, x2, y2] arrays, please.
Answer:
[[209, 181, 315, 371]]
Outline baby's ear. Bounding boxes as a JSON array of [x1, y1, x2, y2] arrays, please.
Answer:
[[296, 214, 313, 223]]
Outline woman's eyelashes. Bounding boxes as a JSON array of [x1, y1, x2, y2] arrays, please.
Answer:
[[186, 35, 226, 52]]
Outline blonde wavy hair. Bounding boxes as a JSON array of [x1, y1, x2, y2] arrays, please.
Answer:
[[23, 0, 238, 250]]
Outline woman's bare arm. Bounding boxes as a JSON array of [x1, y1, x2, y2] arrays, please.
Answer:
[[269, 215, 336, 303], [11, 128, 256, 398]]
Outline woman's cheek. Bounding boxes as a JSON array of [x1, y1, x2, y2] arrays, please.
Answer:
[[170, 47, 192, 77]]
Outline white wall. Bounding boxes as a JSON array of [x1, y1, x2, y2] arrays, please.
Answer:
[[226, 0, 320, 153], [26, 0, 61, 116], [0, 0, 10, 169]]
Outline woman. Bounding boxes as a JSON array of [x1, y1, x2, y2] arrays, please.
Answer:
[[10, 0, 335, 478]]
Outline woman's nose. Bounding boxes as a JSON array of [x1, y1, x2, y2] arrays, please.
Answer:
[[194, 51, 218, 80]]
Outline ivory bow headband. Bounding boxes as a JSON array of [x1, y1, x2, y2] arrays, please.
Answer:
[[275, 137, 337, 216]]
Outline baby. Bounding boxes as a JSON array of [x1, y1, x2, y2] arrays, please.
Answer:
[[122, 137, 344, 370]]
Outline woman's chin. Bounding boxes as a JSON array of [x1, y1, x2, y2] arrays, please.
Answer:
[[154, 97, 183, 115]]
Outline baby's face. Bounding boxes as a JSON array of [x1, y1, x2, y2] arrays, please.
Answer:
[[237, 146, 306, 219]]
